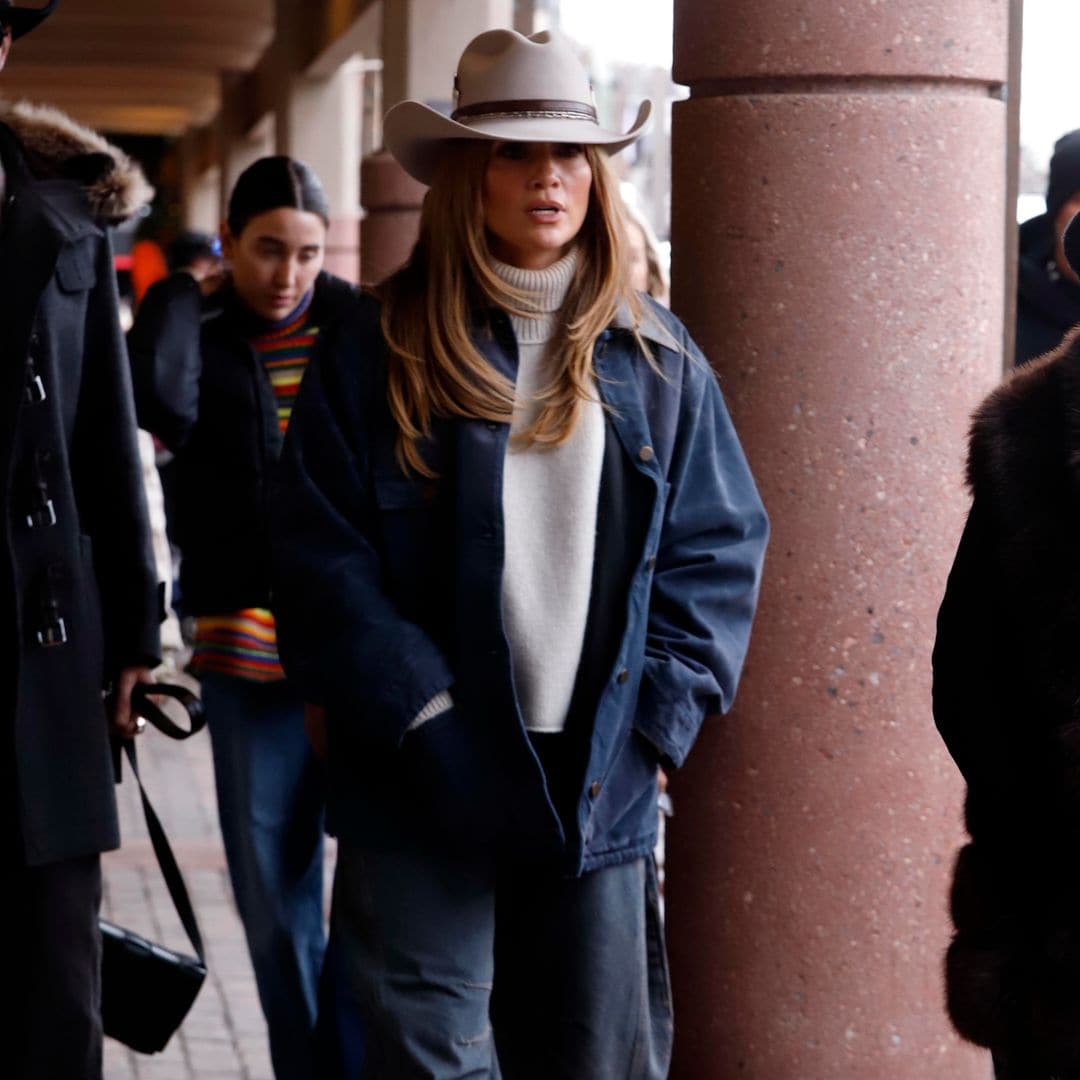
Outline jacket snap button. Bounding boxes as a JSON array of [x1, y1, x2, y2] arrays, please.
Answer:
[[638, 445, 654, 463], [617, 668, 629, 684], [486, 422, 498, 431], [589, 780, 602, 799], [646, 555, 656, 570]]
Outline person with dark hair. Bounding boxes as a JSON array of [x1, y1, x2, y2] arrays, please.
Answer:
[[272, 29, 768, 1078], [0, 2, 162, 1078], [167, 228, 222, 279], [128, 155, 357, 1080], [1016, 129, 1080, 365]]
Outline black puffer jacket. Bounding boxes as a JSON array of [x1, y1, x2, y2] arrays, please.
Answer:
[[128, 270, 358, 615]]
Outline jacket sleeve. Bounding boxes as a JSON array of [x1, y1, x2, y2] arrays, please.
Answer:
[[127, 272, 204, 452], [271, 315, 455, 752], [73, 230, 161, 673], [633, 343, 770, 768]]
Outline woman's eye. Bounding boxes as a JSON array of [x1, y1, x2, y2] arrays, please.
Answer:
[[556, 143, 585, 158], [495, 143, 526, 160]]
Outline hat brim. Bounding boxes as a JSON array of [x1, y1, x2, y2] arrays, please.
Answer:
[[5, 1, 58, 40], [385, 98, 651, 185]]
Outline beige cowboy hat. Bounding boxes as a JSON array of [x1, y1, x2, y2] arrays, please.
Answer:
[[384, 28, 651, 185], [1, 0, 58, 39]]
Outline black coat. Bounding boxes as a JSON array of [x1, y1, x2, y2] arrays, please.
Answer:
[[128, 270, 358, 615], [1015, 212, 1080, 366], [934, 328, 1080, 1071], [0, 107, 160, 866]]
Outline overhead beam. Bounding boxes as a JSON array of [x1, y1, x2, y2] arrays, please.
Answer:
[[9, 37, 270, 72]]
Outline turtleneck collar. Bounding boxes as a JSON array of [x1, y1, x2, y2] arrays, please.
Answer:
[[228, 286, 315, 340], [488, 247, 578, 346]]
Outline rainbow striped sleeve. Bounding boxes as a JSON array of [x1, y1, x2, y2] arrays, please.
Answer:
[[190, 608, 286, 682]]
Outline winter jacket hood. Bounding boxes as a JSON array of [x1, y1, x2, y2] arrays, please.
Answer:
[[0, 99, 153, 224], [1015, 213, 1080, 366]]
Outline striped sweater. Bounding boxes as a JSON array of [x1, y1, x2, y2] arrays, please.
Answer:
[[189, 294, 320, 682]]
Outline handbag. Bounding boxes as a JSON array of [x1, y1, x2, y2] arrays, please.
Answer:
[[100, 682, 208, 1054]]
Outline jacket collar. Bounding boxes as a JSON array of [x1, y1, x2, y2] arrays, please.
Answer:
[[611, 297, 681, 354]]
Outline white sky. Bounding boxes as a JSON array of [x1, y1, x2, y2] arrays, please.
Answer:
[[558, 0, 673, 69], [1020, 0, 1080, 177]]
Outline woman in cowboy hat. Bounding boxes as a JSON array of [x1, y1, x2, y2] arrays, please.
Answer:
[[273, 27, 769, 1079]]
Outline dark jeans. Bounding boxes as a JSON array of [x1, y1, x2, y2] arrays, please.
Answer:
[[330, 841, 673, 1079], [202, 673, 328, 1080], [6, 853, 103, 1080]]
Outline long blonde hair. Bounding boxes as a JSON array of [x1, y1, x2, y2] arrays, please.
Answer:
[[379, 141, 644, 476]]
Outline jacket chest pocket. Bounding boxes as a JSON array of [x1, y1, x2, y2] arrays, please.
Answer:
[[56, 239, 97, 293], [372, 473, 451, 615]]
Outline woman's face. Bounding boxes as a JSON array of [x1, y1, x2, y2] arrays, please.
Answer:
[[482, 141, 592, 270], [223, 206, 326, 321]]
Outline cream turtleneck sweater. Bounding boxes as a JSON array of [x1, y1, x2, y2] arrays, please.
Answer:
[[491, 248, 605, 734]]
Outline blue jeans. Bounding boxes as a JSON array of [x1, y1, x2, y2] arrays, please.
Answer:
[[330, 842, 673, 1079], [201, 673, 327, 1080]]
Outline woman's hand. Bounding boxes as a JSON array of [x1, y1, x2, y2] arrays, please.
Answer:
[[110, 666, 156, 739]]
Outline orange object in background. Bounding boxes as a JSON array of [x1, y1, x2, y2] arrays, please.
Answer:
[[130, 238, 168, 307]]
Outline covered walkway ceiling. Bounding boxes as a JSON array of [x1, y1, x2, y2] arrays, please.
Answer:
[[3, 0, 275, 135]]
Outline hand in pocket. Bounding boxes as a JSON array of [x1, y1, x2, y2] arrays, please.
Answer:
[[403, 708, 501, 850]]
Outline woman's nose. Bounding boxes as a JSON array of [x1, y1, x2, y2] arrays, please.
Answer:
[[530, 154, 560, 187], [275, 260, 297, 286]]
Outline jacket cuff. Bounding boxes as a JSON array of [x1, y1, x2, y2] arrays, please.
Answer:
[[407, 690, 454, 733], [633, 674, 706, 769]]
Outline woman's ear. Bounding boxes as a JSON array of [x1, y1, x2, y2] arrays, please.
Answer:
[[220, 223, 235, 262]]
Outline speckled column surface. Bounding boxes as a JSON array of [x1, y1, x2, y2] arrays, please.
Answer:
[[360, 149, 426, 287], [666, 3, 1008, 1077]]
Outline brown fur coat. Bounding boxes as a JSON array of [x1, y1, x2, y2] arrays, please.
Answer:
[[934, 328, 1080, 1072]]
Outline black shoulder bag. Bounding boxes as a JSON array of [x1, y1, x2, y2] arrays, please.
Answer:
[[100, 682, 208, 1054]]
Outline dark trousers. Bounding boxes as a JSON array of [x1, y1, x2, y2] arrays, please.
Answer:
[[994, 1050, 1078, 1079], [5, 853, 104, 1080], [330, 841, 672, 1080]]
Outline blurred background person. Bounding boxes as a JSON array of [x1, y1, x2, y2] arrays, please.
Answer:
[[625, 197, 669, 306], [1016, 128, 1080, 365]]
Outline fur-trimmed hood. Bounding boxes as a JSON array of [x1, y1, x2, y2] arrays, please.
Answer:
[[0, 99, 153, 224]]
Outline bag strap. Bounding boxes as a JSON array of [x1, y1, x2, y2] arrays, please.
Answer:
[[132, 682, 206, 740], [119, 683, 207, 963]]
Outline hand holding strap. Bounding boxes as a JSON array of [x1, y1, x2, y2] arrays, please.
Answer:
[[132, 682, 206, 740]]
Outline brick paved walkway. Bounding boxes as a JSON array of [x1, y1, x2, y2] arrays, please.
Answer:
[[100, 694, 335, 1080]]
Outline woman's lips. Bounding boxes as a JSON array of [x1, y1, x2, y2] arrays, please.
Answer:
[[527, 204, 563, 221]]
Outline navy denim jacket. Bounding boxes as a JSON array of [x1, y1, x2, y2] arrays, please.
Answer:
[[272, 293, 768, 873]]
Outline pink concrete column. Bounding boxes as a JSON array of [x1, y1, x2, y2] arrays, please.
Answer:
[[360, 149, 426, 287], [666, 3, 1008, 1077], [323, 214, 361, 285]]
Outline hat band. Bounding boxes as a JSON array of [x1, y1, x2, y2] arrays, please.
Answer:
[[451, 98, 598, 124]]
